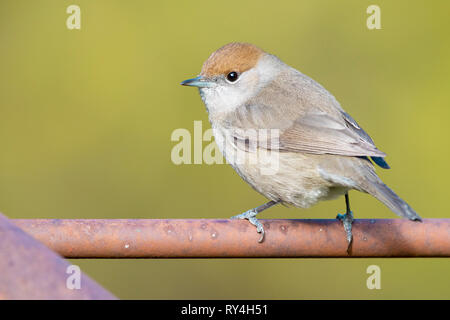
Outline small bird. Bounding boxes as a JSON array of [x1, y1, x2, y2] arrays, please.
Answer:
[[181, 42, 421, 249]]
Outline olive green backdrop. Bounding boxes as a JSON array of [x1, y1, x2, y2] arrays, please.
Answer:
[[1, 0, 449, 299]]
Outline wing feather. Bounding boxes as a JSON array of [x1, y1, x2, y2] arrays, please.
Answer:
[[225, 69, 386, 158]]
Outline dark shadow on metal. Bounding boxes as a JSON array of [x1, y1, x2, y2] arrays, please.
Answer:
[[11, 218, 450, 258], [0, 213, 117, 299]]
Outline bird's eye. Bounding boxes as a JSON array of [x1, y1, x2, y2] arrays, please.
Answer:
[[226, 71, 239, 83]]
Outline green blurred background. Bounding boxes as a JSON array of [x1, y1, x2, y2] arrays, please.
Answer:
[[1, 0, 449, 299]]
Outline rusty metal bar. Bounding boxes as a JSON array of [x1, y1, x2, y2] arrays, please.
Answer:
[[11, 218, 450, 258], [0, 213, 117, 299]]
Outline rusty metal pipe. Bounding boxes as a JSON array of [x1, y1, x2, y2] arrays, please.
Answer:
[[0, 214, 117, 299], [11, 218, 450, 258]]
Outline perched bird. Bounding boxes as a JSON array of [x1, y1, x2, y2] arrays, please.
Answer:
[[181, 42, 421, 248]]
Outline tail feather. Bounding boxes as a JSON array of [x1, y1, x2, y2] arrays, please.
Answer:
[[367, 180, 421, 221], [371, 156, 390, 169]]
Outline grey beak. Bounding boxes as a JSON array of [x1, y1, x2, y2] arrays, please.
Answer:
[[180, 76, 213, 88]]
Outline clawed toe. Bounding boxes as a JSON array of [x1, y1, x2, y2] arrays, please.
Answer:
[[231, 209, 257, 220], [229, 201, 279, 243], [337, 211, 354, 252]]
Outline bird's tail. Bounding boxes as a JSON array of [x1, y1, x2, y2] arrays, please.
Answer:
[[365, 177, 421, 221]]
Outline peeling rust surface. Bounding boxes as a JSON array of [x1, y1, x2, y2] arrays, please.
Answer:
[[11, 218, 450, 258], [0, 213, 117, 299]]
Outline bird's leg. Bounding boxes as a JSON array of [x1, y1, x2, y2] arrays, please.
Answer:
[[336, 192, 354, 252], [230, 200, 279, 243]]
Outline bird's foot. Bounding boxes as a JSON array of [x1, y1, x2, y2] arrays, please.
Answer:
[[336, 211, 354, 252], [231, 209, 265, 243]]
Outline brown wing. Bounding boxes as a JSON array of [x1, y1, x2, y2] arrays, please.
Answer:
[[279, 109, 386, 157], [226, 69, 386, 158]]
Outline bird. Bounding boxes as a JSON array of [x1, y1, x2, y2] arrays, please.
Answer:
[[181, 42, 421, 250]]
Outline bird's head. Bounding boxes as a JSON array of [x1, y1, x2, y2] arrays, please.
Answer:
[[181, 42, 283, 115]]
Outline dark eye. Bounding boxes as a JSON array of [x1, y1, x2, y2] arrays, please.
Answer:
[[226, 71, 239, 82]]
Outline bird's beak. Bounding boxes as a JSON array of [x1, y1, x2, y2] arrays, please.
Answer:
[[180, 76, 213, 88]]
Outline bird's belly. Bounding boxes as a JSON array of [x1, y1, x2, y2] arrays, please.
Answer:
[[213, 127, 348, 208], [232, 154, 348, 208]]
